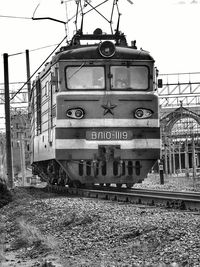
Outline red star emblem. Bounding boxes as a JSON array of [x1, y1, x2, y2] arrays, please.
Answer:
[[101, 100, 117, 115]]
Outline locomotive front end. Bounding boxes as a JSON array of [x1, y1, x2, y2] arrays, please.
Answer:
[[55, 36, 160, 187]]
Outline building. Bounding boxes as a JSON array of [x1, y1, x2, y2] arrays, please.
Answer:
[[0, 110, 31, 184]]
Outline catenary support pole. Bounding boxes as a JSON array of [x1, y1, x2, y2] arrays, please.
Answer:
[[168, 138, 172, 176], [185, 139, 189, 178], [192, 136, 197, 184], [25, 50, 31, 104], [159, 159, 164, 185], [3, 53, 13, 188], [164, 136, 168, 178], [172, 141, 176, 174], [19, 130, 26, 186], [178, 141, 182, 173]]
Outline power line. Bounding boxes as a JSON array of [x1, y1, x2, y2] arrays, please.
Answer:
[[0, 43, 59, 59], [10, 34, 68, 101], [0, 15, 31, 19], [30, 44, 59, 52], [159, 72, 200, 76], [0, 82, 26, 85]]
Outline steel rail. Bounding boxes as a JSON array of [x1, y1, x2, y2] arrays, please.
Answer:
[[45, 185, 200, 212]]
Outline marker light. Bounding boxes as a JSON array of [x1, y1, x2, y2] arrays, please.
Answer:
[[66, 108, 84, 119], [134, 108, 153, 119], [98, 41, 116, 58]]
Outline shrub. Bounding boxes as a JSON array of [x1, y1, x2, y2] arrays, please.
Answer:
[[0, 182, 12, 208], [12, 218, 58, 252]]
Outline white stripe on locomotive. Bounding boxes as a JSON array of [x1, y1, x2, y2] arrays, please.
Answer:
[[55, 139, 161, 149], [56, 119, 159, 128]]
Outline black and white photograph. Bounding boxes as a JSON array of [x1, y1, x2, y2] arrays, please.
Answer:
[[1, 0, 200, 266]]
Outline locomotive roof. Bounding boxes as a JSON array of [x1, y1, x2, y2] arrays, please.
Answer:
[[53, 45, 154, 62], [53, 31, 154, 63]]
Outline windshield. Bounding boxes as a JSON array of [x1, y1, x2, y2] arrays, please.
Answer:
[[110, 66, 149, 90], [66, 66, 105, 89]]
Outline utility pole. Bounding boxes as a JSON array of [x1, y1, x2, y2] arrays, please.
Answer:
[[159, 159, 164, 185], [3, 53, 13, 188], [25, 50, 31, 104], [19, 130, 26, 186], [192, 136, 197, 184], [164, 135, 168, 178], [168, 138, 172, 176], [185, 138, 189, 178], [18, 113, 26, 186], [172, 141, 176, 175], [178, 141, 182, 173]]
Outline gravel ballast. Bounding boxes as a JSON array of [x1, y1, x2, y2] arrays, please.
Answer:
[[0, 175, 200, 266]]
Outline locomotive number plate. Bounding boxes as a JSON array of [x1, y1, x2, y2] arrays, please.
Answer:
[[86, 130, 132, 140]]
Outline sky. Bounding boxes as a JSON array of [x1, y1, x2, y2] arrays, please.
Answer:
[[0, 0, 200, 128], [1, 0, 200, 80]]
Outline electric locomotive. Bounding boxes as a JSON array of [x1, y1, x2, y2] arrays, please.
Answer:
[[31, 28, 160, 188]]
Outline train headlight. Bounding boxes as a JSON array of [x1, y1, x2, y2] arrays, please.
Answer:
[[98, 41, 115, 58], [75, 109, 83, 118], [134, 108, 153, 119], [66, 108, 84, 119]]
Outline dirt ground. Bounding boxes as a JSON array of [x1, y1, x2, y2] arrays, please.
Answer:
[[1, 177, 200, 267]]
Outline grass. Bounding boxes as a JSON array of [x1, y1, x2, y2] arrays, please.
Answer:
[[0, 217, 59, 266], [0, 182, 12, 208], [0, 245, 5, 265], [0, 232, 6, 265], [12, 218, 58, 253]]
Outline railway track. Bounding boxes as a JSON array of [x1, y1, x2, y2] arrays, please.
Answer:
[[44, 185, 200, 212]]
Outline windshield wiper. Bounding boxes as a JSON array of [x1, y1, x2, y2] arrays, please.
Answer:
[[68, 62, 85, 80]]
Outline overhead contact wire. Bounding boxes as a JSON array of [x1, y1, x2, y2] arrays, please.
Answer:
[[10, 34, 68, 101]]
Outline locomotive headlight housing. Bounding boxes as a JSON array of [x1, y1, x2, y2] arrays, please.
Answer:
[[134, 108, 153, 119], [98, 41, 116, 58], [66, 108, 85, 119]]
